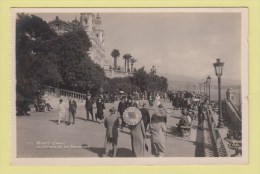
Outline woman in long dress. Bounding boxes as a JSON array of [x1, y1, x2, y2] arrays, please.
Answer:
[[150, 104, 168, 157], [129, 120, 146, 157], [96, 96, 105, 123]]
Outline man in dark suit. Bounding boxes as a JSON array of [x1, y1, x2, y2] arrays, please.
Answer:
[[118, 96, 127, 129], [126, 95, 133, 108], [140, 103, 150, 132], [85, 93, 94, 121]]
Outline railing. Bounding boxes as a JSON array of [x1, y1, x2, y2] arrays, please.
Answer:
[[229, 99, 241, 118], [223, 100, 241, 134], [44, 86, 86, 101], [104, 69, 133, 78], [208, 88, 242, 157]]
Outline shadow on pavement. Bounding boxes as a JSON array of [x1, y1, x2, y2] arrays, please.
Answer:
[[166, 126, 195, 143], [116, 148, 135, 157], [81, 144, 104, 157], [169, 125, 182, 137], [81, 144, 134, 157], [75, 117, 98, 123], [75, 117, 87, 121], [194, 125, 205, 157], [49, 119, 58, 124]]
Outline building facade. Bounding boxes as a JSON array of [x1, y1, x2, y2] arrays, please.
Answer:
[[49, 13, 131, 78], [49, 13, 108, 68]]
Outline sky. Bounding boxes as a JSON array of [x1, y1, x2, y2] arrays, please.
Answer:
[[33, 11, 242, 82]]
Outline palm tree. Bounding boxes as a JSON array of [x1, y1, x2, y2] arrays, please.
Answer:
[[123, 54, 132, 72], [111, 49, 120, 69], [129, 57, 137, 72]]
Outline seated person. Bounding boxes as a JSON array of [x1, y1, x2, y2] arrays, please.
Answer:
[[177, 110, 192, 129], [16, 100, 30, 116]]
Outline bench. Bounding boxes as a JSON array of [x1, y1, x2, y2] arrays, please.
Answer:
[[180, 125, 192, 139]]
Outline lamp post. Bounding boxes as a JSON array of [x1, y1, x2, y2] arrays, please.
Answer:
[[199, 83, 201, 94], [213, 58, 224, 128], [205, 81, 208, 96], [207, 75, 211, 103], [203, 82, 206, 94]]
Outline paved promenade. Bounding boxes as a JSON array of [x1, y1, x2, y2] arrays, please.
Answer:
[[16, 100, 216, 158]]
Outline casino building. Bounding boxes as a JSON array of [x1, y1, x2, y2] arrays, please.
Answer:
[[48, 13, 133, 78]]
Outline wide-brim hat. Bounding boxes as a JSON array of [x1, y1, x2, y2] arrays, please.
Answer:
[[123, 107, 142, 126]]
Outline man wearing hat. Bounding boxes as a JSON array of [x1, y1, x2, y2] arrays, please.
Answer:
[[197, 101, 209, 130], [118, 96, 127, 129], [103, 107, 119, 157], [85, 93, 94, 121]]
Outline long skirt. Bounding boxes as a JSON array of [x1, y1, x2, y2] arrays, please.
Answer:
[[96, 109, 104, 120], [130, 123, 145, 157], [151, 141, 165, 157]]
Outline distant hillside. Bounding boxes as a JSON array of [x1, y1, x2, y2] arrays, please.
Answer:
[[159, 73, 241, 91]]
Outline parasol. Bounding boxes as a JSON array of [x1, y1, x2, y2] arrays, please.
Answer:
[[123, 107, 142, 126]]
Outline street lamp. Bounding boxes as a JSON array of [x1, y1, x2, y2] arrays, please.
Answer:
[[205, 81, 208, 96], [207, 75, 211, 103], [203, 82, 206, 94], [213, 58, 224, 128]]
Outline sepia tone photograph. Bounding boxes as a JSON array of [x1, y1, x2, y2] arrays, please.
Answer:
[[12, 8, 248, 165]]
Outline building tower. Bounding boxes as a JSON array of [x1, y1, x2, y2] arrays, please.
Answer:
[[80, 13, 107, 67]]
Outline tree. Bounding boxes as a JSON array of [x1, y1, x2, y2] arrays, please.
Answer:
[[103, 77, 140, 94], [150, 65, 157, 75], [129, 57, 137, 72], [52, 29, 105, 94], [111, 49, 120, 69], [16, 14, 106, 99], [132, 66, 168, 93], [16, 14, 58, 99], [132, 67, 149, 91], [123, 53, 132, 72]]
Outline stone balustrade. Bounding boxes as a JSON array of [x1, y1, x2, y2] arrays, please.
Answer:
[[44, 86, 86, 101], [208, 88, 242, 157]]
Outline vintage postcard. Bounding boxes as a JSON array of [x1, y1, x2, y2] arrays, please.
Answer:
[[11, 8, 248, 165]]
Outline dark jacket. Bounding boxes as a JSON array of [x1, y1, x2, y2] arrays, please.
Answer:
[[85, 98, 93, 109], [69, 99, 77, 113], [140, 108, 150, 130], [118, 100, 127, 115]]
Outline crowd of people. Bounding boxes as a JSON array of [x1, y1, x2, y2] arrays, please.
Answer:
[[80, 90, 210, 157], [103, 95, 170, 157], [19, 88, 211, 157]]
